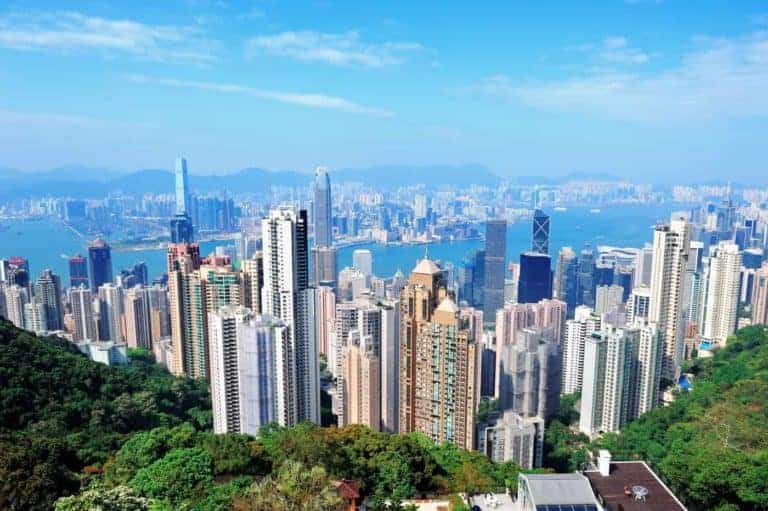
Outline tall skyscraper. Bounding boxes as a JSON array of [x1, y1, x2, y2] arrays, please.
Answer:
[[554, 247, 578, 315], [532, 209, 550, 255], [311, 246, 337, 288], [379, 302, 400, 433], [342, 332, 381, 430], [241, 252, 264, 314], [4, 284, 28, 329], [261, 207, 319, 424], [483, 219, 507, 320], [34, 269, 63, 331], [69, 285, 97, 342], [68, 254, 89, 289], [312, 166, 332, 248], [595, 285, 625, 315], [23, 298, 47, 334], [175, 157, 191, 215], [517, 252, 552, 304], [634, 245, 654, 288], [576, 244, 596, 307], [627, 287, 652, 325], [171, 213, 194, 243], [209, 307, 293, 434], [399, 258, 477, 449], [562, 306, 602, 395], [700, 241, 741, 343], [649, 219, 691, 382], [88, 239, 113, 291], [167, 243, 205, 377], [98, 283, 124, 343]]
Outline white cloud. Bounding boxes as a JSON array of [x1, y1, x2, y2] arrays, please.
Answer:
[[126, 74, 394, 117], [0, 11, 216, 63], [476, 31, 768, 123], [245, 30, 422, 67], [600, 36, 649, 64]]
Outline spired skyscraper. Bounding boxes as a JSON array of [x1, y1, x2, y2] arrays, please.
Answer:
[[311, 166, 337, 288], [171, 157, 194, 243], [483, 219, 507, 321]]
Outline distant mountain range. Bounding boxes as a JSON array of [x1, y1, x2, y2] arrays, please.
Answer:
[[0, 163, 633, 199]]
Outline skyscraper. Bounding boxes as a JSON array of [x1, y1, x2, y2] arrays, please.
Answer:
[[352, 249, 373, 276], [342, 331, 381, 430], [23, 298, 47, 334], [241, 252, 264, 314], [554, 247, 578, 315], [311, 246, 337, 288], [517, 252, 552, 304], [124, 285, 153, 349], [483, 219, 507, 320], [576, 244, 596, 307], [261, 207, 319, 424], [532, 209, 550, 255], [312, 166, 332, 248], [69, 285, 97, 342], [171, 213, 194, 243], [175, 157, 191, 215], [649, 219, 691, 382], [88, 239, 113, 291], [209, 307, 293, 434], [4, 284, 28, 329], [700, 241, 741, 343], [167, 243, 205, 377], [562, 306, 602, 395], [98, 283, 124, 343], [34, 269, 63, 331], [68, 254, 89, 288]]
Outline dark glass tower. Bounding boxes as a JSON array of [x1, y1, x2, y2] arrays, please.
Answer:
[[576, 244, 596, 307], [170, 213, 194, 243], [312, 167, 332, 248], [532, 209, 550, 255], [483, 219, 507, 319], [68, 254, 89, 288], [34, 269, 63, 331], [518, 252, 552, 303], [88, 238, 113, 291]]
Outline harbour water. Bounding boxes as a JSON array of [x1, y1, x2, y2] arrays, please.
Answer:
[[0, 205, 675, 282]]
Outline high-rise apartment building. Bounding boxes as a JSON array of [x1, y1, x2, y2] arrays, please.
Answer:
[[579, 323, 662, 436], [752, 262, 768, 326], [576, 244, 596, 308], [167, 243, 206, 378], [352, 249, 373, 276], [649, 219, 691, 381], [483, 219, 507, 320], [627, 287, 651, 325], [98, 283, 124, 343], [88, 239, 113, 291], [34, 269, 63, 331], [209, 307, 293, 434], [124, 285, 153, 349], [380, 301, 400, 433], [69, 285, 97, 342], [562, 306, 602, 395], [4, 285, 28, 329], [342, 332, 381, 430], [261, 207, 319, 424], [554, 247, 578, 315], [23, 298, 47, 334], [700, 241, 741, 343], [595, 285, 625, 315]]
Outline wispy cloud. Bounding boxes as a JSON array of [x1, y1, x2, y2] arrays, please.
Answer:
[[245, 30, 422, 67], [475, 31, 768, 123], [0, 11, 217, 63], [574, 36, 649, 65], [126, 74, 394, 117]]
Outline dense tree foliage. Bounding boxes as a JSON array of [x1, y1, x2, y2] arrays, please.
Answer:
[[593, 326, 768, 510], [0, 320, 210, 510]]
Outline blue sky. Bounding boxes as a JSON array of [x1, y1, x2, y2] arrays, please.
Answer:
[[1, 0, 767, 182]]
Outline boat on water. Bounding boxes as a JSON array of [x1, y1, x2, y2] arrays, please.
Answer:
[[590, 208, 601, 214], [554, 206, 567, 212]]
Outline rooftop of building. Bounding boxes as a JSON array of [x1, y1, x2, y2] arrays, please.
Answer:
[[436, 296, 459, 314], [584, 461, 687, 511], [412, 257, 441, 275], [521, 473, 599, 507]]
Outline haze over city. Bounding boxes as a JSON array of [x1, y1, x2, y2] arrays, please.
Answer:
[[2, 0, 768, 182]]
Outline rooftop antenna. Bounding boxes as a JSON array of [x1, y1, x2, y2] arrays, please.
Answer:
[[424, 242, 430, 260]]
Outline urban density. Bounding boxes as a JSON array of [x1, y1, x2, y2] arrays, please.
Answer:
[[2, 2, 768, 510]]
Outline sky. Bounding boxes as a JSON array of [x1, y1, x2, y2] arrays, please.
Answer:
[[1, 0, 767, 183]]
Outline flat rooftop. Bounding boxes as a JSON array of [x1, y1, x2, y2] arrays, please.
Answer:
[[584, 461, 687, 511]]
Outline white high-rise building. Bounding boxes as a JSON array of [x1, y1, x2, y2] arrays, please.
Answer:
[[562, 306, 601, 395], [3, 284, 28, 329], [595, 285, 625, 315], [69, 285, 97, 341], [124, 286, 153, 349], [634, 245, 654, 288], [701, 241, 742, 344], [23, 298, 47, 334], [380, 302, 399, 433], [579, 322, 662, 437], [261, 207, 320, 424], [99, 283, 124, 343], [352, 249, 374, 276], [649, 218, 690, 381], [627, 287, 651, 325], [209, 306, 293, 434]]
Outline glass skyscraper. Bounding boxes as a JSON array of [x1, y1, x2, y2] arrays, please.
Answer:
[[517, 252, 552, 304], [171, 157, 194, 242], [312, 166, 332, 248], [532, 209, 550, 255], [88, 238, 113, 291], [68, 254, 89, 288], [483, 219, 507, 320]]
